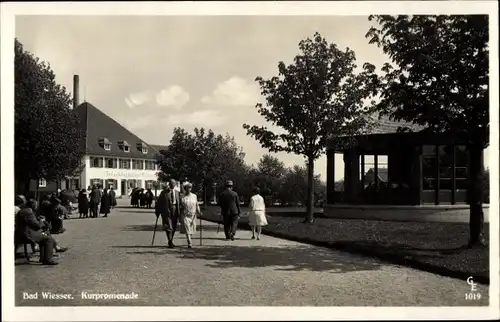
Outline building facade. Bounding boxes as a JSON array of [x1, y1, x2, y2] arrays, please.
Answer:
[[70, 101, 161, 196], [15, 75, 173, 198], [325, 117, 487, 206]]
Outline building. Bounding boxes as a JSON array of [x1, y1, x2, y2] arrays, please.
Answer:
[[323, 116, 489, 222], [71, 102, 161, 197], [326, 116, 483, 205], [18, 75, 165, 197]]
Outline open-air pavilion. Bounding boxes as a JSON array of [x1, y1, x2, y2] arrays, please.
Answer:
[[323, 117, 488, 222]]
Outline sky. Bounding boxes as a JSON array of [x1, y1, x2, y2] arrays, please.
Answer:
[[15, 15, 491, 181]]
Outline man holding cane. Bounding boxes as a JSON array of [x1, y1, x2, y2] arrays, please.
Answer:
[[154, 179, 180, 248]]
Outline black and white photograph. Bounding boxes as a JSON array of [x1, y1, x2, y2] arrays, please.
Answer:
[[1, 1, 498, 321]]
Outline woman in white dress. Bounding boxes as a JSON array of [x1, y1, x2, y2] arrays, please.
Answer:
[[248, 187, 268, 240], [179, 182, 201, 248]]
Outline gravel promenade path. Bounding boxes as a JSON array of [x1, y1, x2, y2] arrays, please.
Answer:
[[15, 207, 489, 306]]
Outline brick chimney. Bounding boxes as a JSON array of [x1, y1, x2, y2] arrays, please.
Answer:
[[73, 75, 79, 109]]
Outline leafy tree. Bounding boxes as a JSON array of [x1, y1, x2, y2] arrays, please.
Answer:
[[243, 32, 378, 223], [155, 127, 193, 183], [279, 164, 323, 206], [156, 127, 247, 205], [15, 39, 85, 195], [366, 15, 489, 246], [254, 154, 287, 204]]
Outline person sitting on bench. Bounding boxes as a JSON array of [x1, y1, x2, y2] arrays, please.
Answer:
[[15, 198, 59, 265]]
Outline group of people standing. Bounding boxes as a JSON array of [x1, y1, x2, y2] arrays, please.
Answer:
[[155, 178, 268, 249], [130, 188, 154, 208], [77, 185, 117, 218]]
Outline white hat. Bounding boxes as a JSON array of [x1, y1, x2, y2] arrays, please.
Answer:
[[183, 181, 193, 188]]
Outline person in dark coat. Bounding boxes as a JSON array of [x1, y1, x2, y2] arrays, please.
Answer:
[[100, 189, 112, 217], [130, 188, 139, 207], [139, 188, 146, 208], [15, 195, 37, 254], [39, 194, 52, 219], [155, 179, 180, 248], [109, 187, 117, 208], [218, 180, 241, 241], [78, 189, 89, 218], [50, 198, 67, 234], [89, 185, 101, 218], [146, 188, 154, 208], [15, 198, 58, 265]]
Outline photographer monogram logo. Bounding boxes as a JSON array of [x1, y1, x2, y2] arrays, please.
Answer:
[[465, 276, 481, 301]]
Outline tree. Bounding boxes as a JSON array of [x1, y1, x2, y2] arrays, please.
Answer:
[[243, 32, 378, 223], [254, 154, 287, 204], [15, 39, 85, 195], [156, 127, 247, 205], [279, 164, 323, 206], [366, 15, 489, 246]]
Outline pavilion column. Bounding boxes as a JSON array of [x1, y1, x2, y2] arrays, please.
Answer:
[[344, 149, 360, 203], [326, 149, 335, 204], [410, 146, 422, 205]]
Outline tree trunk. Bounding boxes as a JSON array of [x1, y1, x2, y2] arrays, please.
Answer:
[[203, 182, 208, 210], [303, 156, 315, 224], [467, 143, 486, 246], [23, 178, 31, 197]]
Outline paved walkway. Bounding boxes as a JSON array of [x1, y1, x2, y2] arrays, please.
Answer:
[[15, 207, 489, 306]]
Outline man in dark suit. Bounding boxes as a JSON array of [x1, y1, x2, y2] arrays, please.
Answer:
[[89, 185, 101, 218], [15, 198, 58, 265], [218, 180, 241, 241], [155, 179, 181, 248]]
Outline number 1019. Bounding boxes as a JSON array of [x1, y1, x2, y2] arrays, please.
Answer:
[[465, 292, 481, 300]]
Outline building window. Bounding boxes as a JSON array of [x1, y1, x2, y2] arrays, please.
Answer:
[[145, 180, 155, 189], [119, 140, 131, 152], [91, 178, 104, 188], [132, 160, 144, 170], [142, 147, 148, 154], [99, 137, 112, 151], [438, 145, 454, 190], [422, 145, 469, 197], [360, 155, 388, 187], [455, 145, 468, 190], [145, 160, 156, 170], [106, 179, 118, 190], [90, 157, 103, 168], [422, 145, 437, 190], [128, 179, 137, 189], [119, 159, 131, 169], [105, 158, 117, 169], [38, 178, 47, 188], [65, 178, 80, 191]]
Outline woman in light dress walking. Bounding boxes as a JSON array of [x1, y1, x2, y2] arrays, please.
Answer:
[[179, 182, 201, 248], [248, 187, 268, 240]]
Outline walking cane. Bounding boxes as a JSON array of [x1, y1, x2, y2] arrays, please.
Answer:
[[216, 214, 222, 233], [151, 215, 159, 246], [199, 214, 203, 246]]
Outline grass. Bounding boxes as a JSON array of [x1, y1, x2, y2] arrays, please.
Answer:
[[201, 206, 490, 285]]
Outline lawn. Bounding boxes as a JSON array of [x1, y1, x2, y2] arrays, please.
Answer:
[[201, 206, 490, 284]]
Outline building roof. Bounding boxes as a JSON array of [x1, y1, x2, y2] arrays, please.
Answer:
[[74, 102, 158, 159], [150, 144, 168, 153], [364, 115, 425, 134]]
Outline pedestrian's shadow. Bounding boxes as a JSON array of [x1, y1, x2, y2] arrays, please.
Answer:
[[122, 224, 221, 232], [115, 244, 383, 273]]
